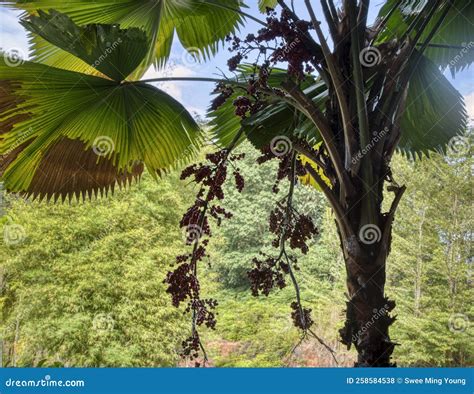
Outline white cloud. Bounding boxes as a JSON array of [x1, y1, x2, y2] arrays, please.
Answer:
[[464, 92, 474, 125], [0, 9, 30, 58], [141, 63, 196, 104]]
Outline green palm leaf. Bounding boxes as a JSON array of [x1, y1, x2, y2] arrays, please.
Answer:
[[258, 0, 277, 13], [399, 53, 468, 157], [21, 9, 149, 81], [377, 0, 474, 74], [2, 0, 244, 78], [0, 29, 201, 200], [209, 66, 325, 149], [210, 60, 466, 158]]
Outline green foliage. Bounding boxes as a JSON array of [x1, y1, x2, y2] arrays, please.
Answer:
[[209, 67, 326, 149], [213, 143, 326, 288], [399, 54, 468, 157], [2, 0, 244, 78], [378, 0, 474, 74], [387, 149, 473, 365], [0, 146, 472, 367], [0, 51, 201, 198], [21, 10, 149, 81], [0, 174, 193, 366]]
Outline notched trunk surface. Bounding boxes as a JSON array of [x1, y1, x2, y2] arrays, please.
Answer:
[[339, 249, 397, 367]]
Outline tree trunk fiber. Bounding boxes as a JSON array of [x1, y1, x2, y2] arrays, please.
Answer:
[[338, 230, 397, 366]]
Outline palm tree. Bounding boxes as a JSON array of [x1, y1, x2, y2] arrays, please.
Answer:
[[0, 0, 472, 366]]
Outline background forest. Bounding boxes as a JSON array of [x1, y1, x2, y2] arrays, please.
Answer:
[[0, 141, 472, 368]]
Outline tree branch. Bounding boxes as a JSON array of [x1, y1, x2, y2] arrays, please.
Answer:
[[357, 0, 370, 29], [282, 154, 338, 364], [281, 80, 352, 198], [276, 0, 324, 60], [304, 163, 355, 243], [377, 185, 406, 264], [320, 0, 339, 44], [135, 76, 247, 87]]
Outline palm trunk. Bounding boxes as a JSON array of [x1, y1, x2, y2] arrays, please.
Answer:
[[334, 184, 403, 367], [341, 249, 395, 367], [340, 249, 396, 366]]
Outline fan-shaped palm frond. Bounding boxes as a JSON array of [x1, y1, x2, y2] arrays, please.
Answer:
[[0, 16, 201, 200], [398, 53, 468, 157], [21, 9, 149, 81], [377, 0, 474, 74], [210, 60, 466, 158], [0, 137, 144, 202], [2, 0, 245, 78]]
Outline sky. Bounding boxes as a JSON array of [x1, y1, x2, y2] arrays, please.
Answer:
[[0, 1, 473, 121]]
